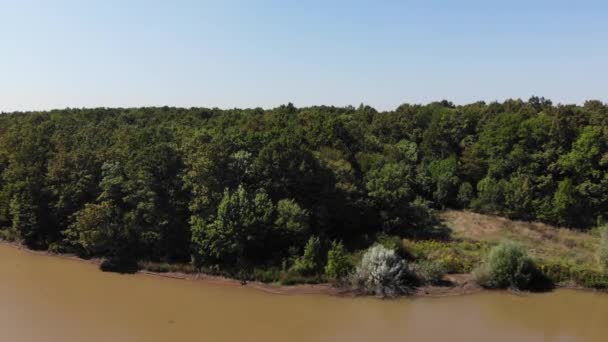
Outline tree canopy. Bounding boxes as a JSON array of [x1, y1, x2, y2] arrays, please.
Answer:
[[0, 99, 606, 271]]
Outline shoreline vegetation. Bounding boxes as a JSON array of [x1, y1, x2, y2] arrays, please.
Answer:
[[2, 210, 606, 298], [1, 99, 608, 297], [0, 240, 502, 298]]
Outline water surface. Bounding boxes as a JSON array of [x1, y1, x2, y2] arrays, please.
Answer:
[[0, 243, 606, 342]]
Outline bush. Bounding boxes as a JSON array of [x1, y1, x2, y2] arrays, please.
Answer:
[[538, 259, 608, 289], [412, 260, 446, 285], [537, 259, 572, 284], [474, 241, 538, 289], [571, 266, 608, 289], [324, 241, 352, 280], [252, 268, 282, 283], [351, 244, 416, 297], [0, 228, 16, 241], [138, 261, 196, 274], [597, 226, 608, 272], [279, 270, 322, 285], [47, 242, 67, 254], [292, 236, 322, 275]]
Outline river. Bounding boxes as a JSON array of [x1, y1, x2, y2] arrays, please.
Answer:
[[0, 243, 606, 342]]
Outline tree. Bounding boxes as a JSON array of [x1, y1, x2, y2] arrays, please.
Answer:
[[503, 173, 534, 220], [553, 178, 578, 226], [427, 156, 460, 207], [274, 199, 309, 247], [191, 185, 274, 268], [9, 191, 41, 244], [66, 201, 120, 256], [292, 236, 322, 276], [325, 241, 352, 280], [457, 182, 474, 207], [474, 177, 505, 213], [0, 100, 607, 279]]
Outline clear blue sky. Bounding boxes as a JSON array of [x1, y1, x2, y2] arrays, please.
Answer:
[[1, 0, 607, 112]]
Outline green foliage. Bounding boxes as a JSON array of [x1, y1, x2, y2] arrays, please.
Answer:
[[325, 241, 352, 280], [279, 270, 323, 285], [375, 234, 403, 254], [274, 199, 309, 247], [9, 191, 41, 245], [553, 178, 578, 226], [474, 241, 539, 290], [191, 185, 274, 267], [427, 156, 459, 206], [0, 100, 606, 284], [538, 259, 608, 289], [457, 182, 474, 207], [404, 239, 484, 273], [412, 260, 447, 285], [597, 226, 608, 272], [474, 177, 505, 213], [66, 201, 120, 256], [292, 236, 322, 276]]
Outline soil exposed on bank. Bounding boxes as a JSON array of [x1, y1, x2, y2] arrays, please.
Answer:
[[2, 240, 604, 299], [1, 240, 486, 298]]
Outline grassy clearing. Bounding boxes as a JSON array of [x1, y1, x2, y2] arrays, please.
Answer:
[[419, 210, 608, 289], [441, 210, 600, 267]]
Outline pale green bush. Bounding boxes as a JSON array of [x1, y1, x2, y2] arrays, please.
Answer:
[[351, 244, 415, 297], [474, 241, 538, 289]]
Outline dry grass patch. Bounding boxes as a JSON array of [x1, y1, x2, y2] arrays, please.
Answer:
[[441, 210, 599, 266]]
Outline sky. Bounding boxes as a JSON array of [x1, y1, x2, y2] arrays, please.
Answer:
[[0, 0, 607, 112]]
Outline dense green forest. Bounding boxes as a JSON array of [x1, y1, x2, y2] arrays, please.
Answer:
[[0, 98, 607, 278]]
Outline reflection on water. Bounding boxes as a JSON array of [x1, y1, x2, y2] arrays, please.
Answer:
[[0, 244, 606, 342]]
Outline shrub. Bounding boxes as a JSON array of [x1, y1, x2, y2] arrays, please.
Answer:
[[538, 259, 608, 289], [474, 241, 538, 289], [412, 260, 447, 285], [0, 228, 16, 241], [325, 241, 352, 280], [279, 270, 322, 285], [571, 266, 608, 289], [597, 226, 608, 272], [47, 242, 67, 254], [252, 268, 281, 283], [537, 260, 572, 284], [351, 244, 416, 297], [292, 236, 322, 275]]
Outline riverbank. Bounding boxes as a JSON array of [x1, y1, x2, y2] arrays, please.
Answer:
[[1, 239, 488, 298], [4, 239, 608, 342], [3, 210, 607, 298], [3, 239, 607, 299]]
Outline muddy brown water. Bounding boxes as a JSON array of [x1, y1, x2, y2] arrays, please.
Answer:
[[1, 244, 607, 342]]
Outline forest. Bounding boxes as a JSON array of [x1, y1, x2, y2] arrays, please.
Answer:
[[0, 97, 607, 284]]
